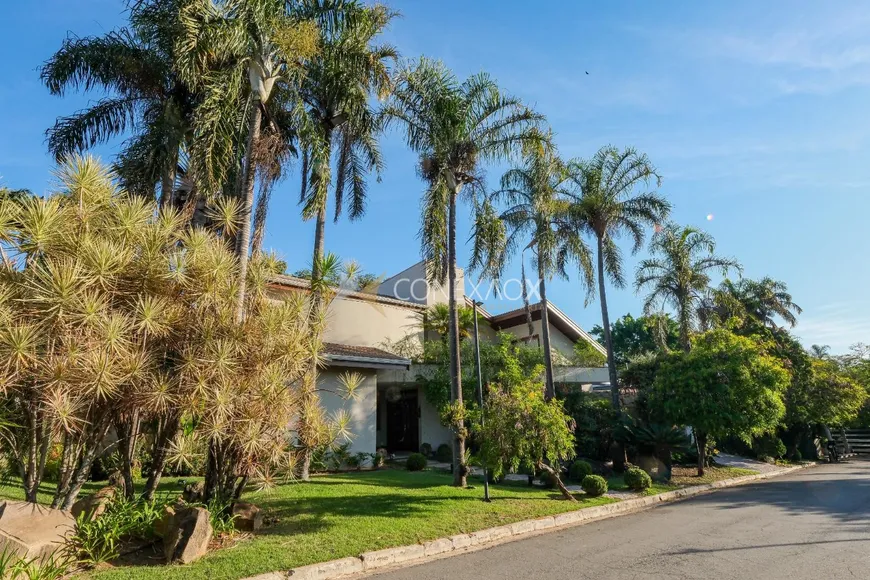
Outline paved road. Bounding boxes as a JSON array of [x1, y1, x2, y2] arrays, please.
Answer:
[[373, 458, 870, 580]]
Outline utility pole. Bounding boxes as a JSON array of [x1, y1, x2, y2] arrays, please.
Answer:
[[472, 300, 490, 502]]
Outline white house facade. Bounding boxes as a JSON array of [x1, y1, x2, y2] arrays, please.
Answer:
[[267, 262, 609, 457]]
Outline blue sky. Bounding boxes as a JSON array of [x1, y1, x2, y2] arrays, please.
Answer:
[[2, 0, 870, 352]]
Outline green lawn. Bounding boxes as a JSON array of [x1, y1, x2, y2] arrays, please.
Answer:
[[2, 470, 612, 580], [607, 465, 759, 496]]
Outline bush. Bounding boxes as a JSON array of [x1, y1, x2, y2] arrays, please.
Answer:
[[624, 467, 652, 491], [581, 474, 608, 497], [569, 460, 593, 482], [435, 443, 452, 463], [420, 443, 433, 457], [753, 434, 786, 461], [788, 448, 802, 462], [406, 453, 427, 471]]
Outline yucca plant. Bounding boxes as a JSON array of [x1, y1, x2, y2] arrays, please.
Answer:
[[0, 156, 343, 508]]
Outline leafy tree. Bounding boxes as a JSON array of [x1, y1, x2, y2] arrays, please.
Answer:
[[564, 147, 669, 410], [419, 303, 481, 342], [383, 58, 545, 485], [572, 339, 607, 367], [786, 359, 868, 428], [590, 313, 679, 367], [648, 329, 789, 475], [474, 376, 577, 501], [636, 222, 741, 352], [298, 1, 397, 293], [41, 0, 194, 204], [470, 145, 594, 400]]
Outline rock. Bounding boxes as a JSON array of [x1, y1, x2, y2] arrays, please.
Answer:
[[232, 501, 262, 532], [0, 501, 74, 560], [164, 506, 213, 564], [182, 481, 205, 504], [154, 504, 177, 539], [107, 471, 126, 494], [71, 486, 116, 522]]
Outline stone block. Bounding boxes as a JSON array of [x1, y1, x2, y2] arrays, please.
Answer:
[[232, 501, 263, 532], [509, 519, 537, 536], [71, 486, 116, 522], [164, 506, 213, 564], [0, 501, 74, 560], [422, 538, 453, 557], [360, 544, 424, 570], [449, 533, 474, 550]]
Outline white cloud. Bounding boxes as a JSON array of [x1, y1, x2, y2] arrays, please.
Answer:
[[795, 302, 870, 353]]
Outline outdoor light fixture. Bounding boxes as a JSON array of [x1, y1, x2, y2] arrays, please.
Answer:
[[472, 299, 491, 502]]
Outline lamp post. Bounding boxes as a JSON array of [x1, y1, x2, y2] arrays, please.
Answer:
[[472, 300, 490, 502]]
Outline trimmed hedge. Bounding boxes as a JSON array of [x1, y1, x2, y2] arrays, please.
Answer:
[[624, 467, 652, 491], [435, 443, 452, 463], [581, 474, 608, 497], [569, 460, 593, 482], [406, 453, 428, 471]]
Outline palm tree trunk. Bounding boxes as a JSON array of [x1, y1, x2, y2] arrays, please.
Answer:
[[142, 413, 180, 502], [250, 187, 271, 255], [695, 429, 707, 477], [448, 187, 466, 487], [60, 417, 112, 511], [115, 410, 141, 500], [679, 297, 692, 353], [596, 236, 619, 409], [538, 260, 555, 401], [234, 100, 263, 322], [310, 128, 333, 294], [159, 141, 178, 208]]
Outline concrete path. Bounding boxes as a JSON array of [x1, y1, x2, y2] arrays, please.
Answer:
[[715, 452, 784, 474], [370, 458, 870, 580]]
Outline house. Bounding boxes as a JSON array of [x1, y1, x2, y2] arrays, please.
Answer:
[[267, 262, 609, 458]]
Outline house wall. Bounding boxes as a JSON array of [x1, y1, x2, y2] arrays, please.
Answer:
[[497, 319, 577, 358], [419, 389, 453, 452], [323, 295, 424, 350], [378, 261, 462, 307], [317, 368, 378, 456]]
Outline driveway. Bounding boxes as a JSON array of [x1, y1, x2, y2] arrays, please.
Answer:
[[371, 458, 870, 580]]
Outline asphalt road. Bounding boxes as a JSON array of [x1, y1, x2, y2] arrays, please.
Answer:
[[372, 458, 870, 580]]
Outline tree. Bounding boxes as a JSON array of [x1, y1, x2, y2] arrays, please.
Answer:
[[707, 277, 802, 331], [383, 58, 545, 485], [298, 0, 397, 295], [810, 344, 832, 360], [636, 222, 741, 352], [648, 329, 789, 475], [786, 359, 868, 428], [41, 0, 194, 204], [470, 145, 594, 400], [475, 375, 577, 501], [572, 340, 607, 367], [175, 0, 319, 320], [565, 147, 669, 410], [590, 313, 679, 367], [419, 303, 480, 342]]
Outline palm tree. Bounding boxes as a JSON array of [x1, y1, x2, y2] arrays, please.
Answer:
[[419, 303, 478, 342], [471, 146, 593, 400], [297, 0, 397, 298], [175, 0, 319, 320], [715, 277, 802, 330], [565, 146, 669, 409], [41, 0, 194, 205], [383, 58, 546, 486], [635, 222, 741, 352]]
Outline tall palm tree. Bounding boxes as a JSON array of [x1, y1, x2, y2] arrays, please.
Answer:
[[175, 0, 319, 320], [636, 222, 742, 352], [471, 146, 593, 400], [298, 0, 397, 298], [565, 146, 669, 409], [41, 0, 194, 204], [383, 58, 545, 486], [810, 344, 831, 360]]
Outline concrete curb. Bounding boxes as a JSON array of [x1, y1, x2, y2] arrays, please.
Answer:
[[243, 463, 813, 580]]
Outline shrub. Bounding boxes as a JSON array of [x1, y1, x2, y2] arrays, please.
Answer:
[[406, 453, 427, 471], [753, 434, 786, 461], [581, 475, 608, 497], [435, 443, 452, 463], [371, 451, 385, 468], [569, 460, 593, 482], [788, 448, 802, 462], [420, 443, 433, 457], [624, 467, 652, 491]]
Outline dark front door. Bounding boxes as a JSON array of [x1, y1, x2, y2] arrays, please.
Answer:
[[385, 388, 419, 453]]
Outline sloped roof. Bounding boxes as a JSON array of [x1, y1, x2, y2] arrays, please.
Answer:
[[323, 343, 412, 369], [489, 301, 608, 356], [267, 274, 426, 310]]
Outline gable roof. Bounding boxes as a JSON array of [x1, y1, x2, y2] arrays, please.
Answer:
[[489, 301, 607, 356], [323, 343, 412, 369], [267, 274, 426, 311]]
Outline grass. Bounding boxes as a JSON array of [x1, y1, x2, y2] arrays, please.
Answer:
[[0, 470, 614, 580], [0, 464, 761, 580], [607, 465, 759, 496]]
